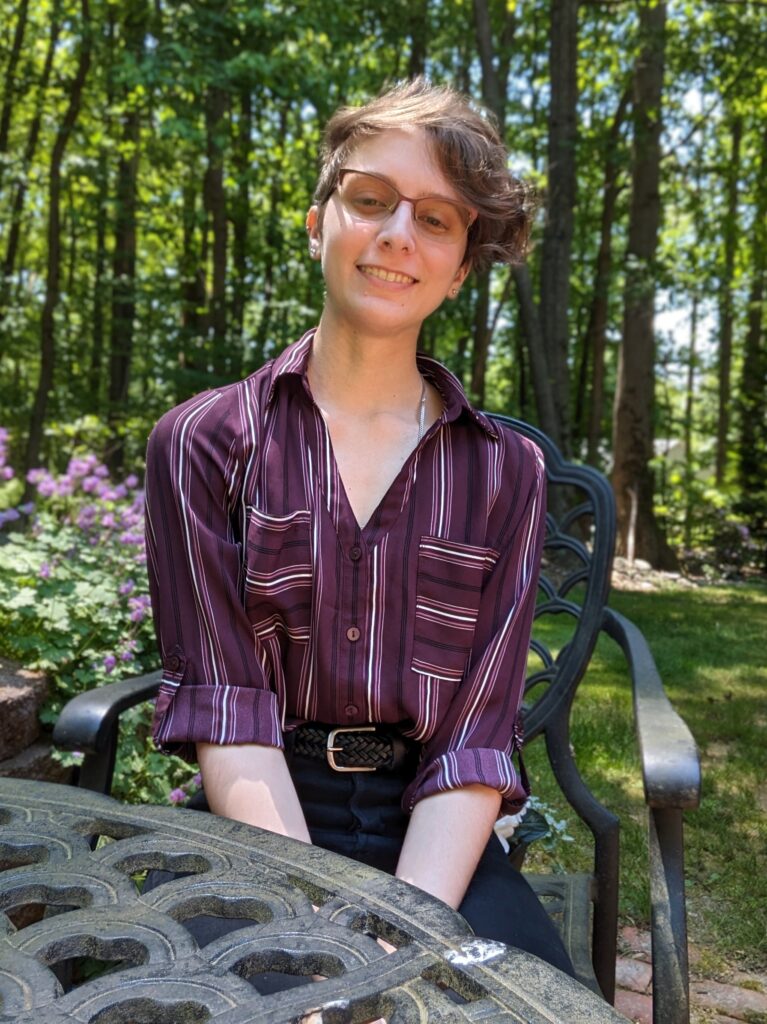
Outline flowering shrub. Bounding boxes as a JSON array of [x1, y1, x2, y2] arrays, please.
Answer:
[[0, 429, 194, 804]]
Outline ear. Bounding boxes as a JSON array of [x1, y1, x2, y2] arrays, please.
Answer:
[[448, 259, 471, 298], [306, 205, 321, 241], [306, 206, 323, 260]]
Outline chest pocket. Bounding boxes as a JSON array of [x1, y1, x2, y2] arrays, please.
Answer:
[[411, 535, 499, 683], [244, 507, 313, 642]]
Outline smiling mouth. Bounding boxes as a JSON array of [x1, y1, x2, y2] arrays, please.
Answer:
[[359, 265, 417, 285]]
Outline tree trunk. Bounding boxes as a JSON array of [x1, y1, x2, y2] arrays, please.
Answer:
[[254, 106, 287, 365], [204, 81, 229, 378], [539, 0, 578, 453], [407, 0, 429, 78], [581, 84, 631, 466], [23, 0, 91, 481], [611, 1, 676, 569], [177, 175, 206, 400], [0, 4, 61, 316], [470, 275, 491, 404], [683, 295, 698, 549], [0, 0, 30, 197], [107, 0, 146, 472], [716, 115, 742, 485], [513, 263, 560, 441], [737, 125, 767, 499], [88, 10, 116, 414], [230, 87, 251, 380], [470, 0, 517, 411]]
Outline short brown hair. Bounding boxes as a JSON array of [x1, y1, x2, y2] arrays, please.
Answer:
[[313, 78, 535, 272]]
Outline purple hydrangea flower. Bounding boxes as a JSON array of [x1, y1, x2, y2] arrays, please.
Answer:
[[103, 654, 117, 673], [68, 456, 98, 478], [76, 505, 97, 529], [128, 593, 151, 622], [39, 562, 51, 579], [37, 476, 57, 498], [168, 788, 187, 805], [1, 466, 14, 480], [119, 579, 136, 596], [119, 531, 143, 545]]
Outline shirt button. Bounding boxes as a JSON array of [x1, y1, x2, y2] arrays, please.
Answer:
[[167, 655, 181, 671], [349, 545, 362, 561], [346, 626, 361, 642], [344, 704, 358, 717]]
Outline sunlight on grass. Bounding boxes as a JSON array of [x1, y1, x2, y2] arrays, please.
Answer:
[[522, 581, 767, 969]]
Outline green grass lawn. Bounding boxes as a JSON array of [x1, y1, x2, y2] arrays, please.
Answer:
[[522, 579, 767, 972]]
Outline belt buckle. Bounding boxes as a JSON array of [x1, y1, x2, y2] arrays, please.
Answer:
[[326, 726, 377, 772]]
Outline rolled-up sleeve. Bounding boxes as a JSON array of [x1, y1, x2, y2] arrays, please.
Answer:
[[145, 386, 282, 762], [403, 438, 546, 814]]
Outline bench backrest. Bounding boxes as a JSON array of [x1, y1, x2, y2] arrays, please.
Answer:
[[488, 416, 616, 742]]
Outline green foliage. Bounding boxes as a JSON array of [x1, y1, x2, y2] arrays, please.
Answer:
[[1, 0, 766, 554], [0, 436, 193, 804]]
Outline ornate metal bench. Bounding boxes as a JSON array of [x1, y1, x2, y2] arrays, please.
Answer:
[[53, 415, 701, 1024]]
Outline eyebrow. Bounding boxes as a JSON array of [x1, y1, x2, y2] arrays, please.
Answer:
[[350, 168, 465, 206]]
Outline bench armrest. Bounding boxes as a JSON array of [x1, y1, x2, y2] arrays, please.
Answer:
[[602, 606, 700, 1024], [52, 669, 162, 793], [602, 607, 700, 810]]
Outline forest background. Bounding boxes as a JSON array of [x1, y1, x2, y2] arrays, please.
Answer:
[[0, 0, 766, 572], [1, 0, 767, 984]]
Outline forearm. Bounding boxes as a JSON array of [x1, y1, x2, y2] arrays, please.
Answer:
[[196, 741, 311, 843], [395, 784, 502, 909]]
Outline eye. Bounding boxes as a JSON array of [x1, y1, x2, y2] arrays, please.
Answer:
[[416, 202, 460, 235], [340, 174, 394, 216], [353, 193, 389, 211], [418, 212, 449, 232]]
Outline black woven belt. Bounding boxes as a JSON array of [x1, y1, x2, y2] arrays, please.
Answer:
[[289, 724, 415, 772]]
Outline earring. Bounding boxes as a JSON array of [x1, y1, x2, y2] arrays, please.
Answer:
[[450, 287, 459, 298], [309, 241, 320, 259]]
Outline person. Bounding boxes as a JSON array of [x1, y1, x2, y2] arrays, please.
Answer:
[[144, 77, 574, 979]]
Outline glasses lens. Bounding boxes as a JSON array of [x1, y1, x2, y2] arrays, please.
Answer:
[[337, 171, 471, 244], [413, 198, 467, 243], [338, 171, 397, 219]]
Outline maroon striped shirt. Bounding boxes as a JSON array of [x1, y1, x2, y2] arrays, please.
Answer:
[[145, 329, 546, 813]]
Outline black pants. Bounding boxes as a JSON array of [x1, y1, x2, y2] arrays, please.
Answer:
[[289, 747, 574, 976], [145, 747, 574, 982]]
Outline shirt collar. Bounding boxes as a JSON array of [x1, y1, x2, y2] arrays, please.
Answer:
[[267, 327, 498, 440], [416, 353, 499, 439]]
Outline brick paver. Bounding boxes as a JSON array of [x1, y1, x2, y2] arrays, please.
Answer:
[[614, 926, 767, 1024]]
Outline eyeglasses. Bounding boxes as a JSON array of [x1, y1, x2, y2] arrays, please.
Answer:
[[332, 169, 476, 245]]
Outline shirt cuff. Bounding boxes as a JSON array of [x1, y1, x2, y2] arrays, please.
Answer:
[[151, 677, 283, 764], [403, 747, 529, 816]]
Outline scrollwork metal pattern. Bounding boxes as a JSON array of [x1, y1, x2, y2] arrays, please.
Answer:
[[0, 779, 625, 1023]]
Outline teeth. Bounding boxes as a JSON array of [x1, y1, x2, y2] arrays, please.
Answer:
[[361, 265, 415, 284]]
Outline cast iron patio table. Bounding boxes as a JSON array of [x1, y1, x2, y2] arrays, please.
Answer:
[[0, 777, 627, 1023]]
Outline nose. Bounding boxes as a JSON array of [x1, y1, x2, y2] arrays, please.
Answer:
[[377, 199, 417, 251]]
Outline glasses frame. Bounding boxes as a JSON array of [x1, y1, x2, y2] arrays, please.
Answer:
[[332, 168, 476, 243]]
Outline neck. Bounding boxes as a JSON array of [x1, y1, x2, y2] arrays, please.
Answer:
[[308, 320, 424, 416]]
